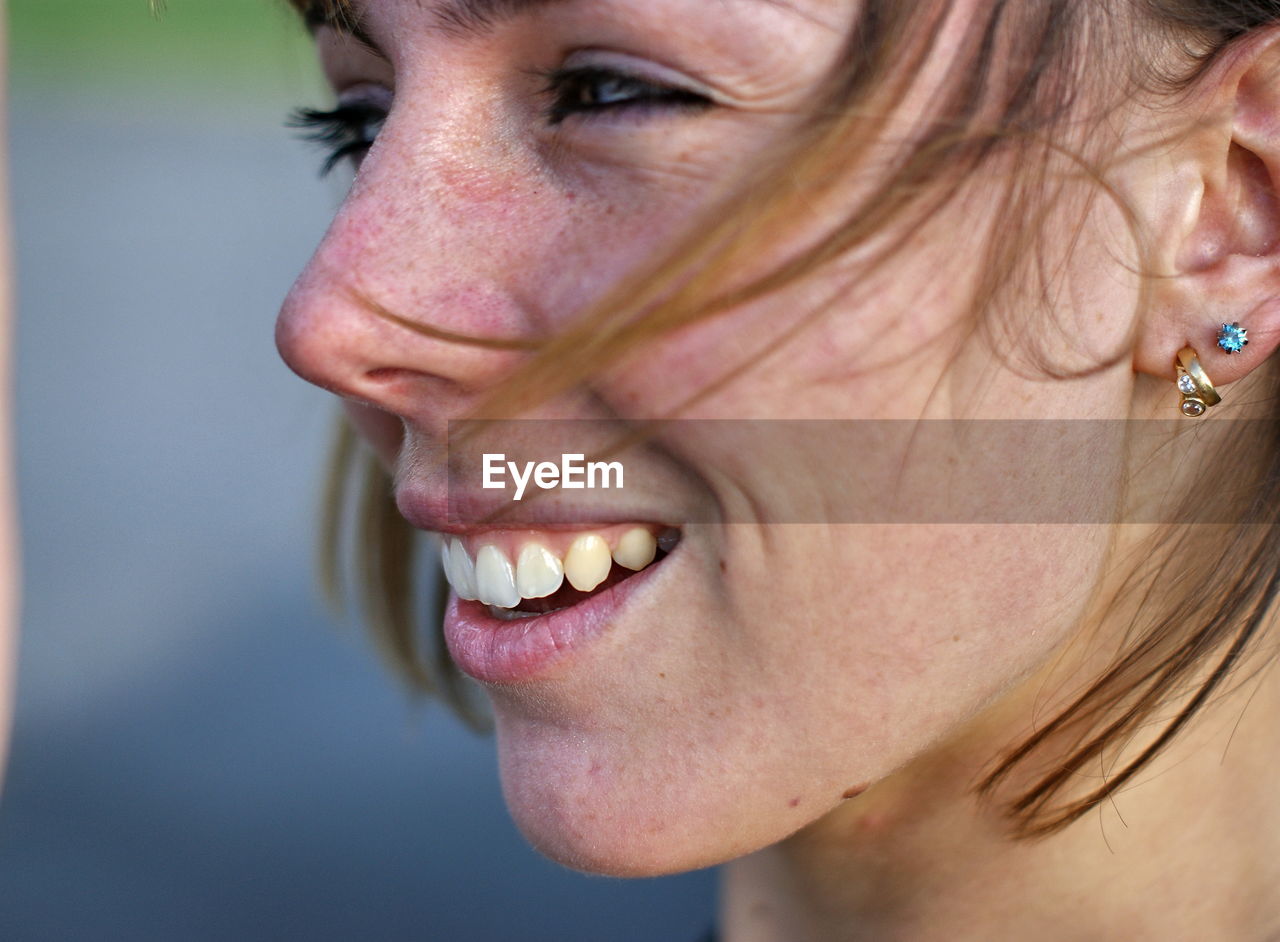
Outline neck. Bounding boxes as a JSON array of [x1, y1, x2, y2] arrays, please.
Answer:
[[719, 633, 1280, 941]]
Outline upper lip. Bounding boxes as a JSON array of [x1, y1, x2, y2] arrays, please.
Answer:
[[394, 480, 676, 536]]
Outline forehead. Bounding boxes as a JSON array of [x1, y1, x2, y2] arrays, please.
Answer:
[[291, 0, 845, 33]]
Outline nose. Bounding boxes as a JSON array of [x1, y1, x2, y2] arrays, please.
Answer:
[[275, 104, 542, 437]]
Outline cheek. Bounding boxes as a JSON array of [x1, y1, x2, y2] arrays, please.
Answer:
[[486, 523, 1108, 878], [735, 525, 1104, 726], [342, 401, 403, 468]]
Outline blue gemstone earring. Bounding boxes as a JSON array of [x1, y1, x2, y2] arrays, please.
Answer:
[[1217, 322, 1248, 354]]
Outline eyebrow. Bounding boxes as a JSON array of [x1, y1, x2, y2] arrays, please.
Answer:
[[300, 1, 388, 60], [301, 0, 579, 49], [430, 0, 574, 35]]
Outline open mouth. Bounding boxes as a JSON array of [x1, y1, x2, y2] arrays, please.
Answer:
[[440, 525, 682, 620]]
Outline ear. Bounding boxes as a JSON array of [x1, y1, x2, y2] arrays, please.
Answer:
[[1133, 29, 1280, 394]]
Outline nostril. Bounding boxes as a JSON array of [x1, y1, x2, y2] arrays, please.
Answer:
[[363, 366, 448, 383], [359, 366, 451, 404]]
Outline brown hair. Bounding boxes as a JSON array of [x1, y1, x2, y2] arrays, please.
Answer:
[[298, 0, 1280, 837]]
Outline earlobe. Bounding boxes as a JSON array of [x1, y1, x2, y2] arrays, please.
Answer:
[[1133, 29, 1280, 393]]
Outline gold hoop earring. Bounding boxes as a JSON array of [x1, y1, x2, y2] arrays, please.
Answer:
[[1175, 346, 1221, 417]]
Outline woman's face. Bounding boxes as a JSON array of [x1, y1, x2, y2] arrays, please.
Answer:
[[278, 0, 1140, 875]]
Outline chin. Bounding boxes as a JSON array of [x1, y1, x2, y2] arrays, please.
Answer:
[[491, 711, 820, 878], [498, 765, 733, 878]]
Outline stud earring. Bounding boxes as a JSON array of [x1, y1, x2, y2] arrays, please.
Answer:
[[1175, 346, 1221, 417], [1217, 322, 1248, 354]]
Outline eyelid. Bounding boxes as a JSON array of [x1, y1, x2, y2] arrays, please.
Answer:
[[558, 49, 727, 105], [335, 81, 394, 110]]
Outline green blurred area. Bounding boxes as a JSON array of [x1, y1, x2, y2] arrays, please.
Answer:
[[10, 0, 325, 107]]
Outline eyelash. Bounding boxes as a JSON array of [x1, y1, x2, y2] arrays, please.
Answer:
[[288, 67, 713, 176], [287, 102, 387, 177], [538, 66, 714, 126]]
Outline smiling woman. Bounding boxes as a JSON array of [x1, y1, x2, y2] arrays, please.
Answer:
[[276, 0, 1280, 938]]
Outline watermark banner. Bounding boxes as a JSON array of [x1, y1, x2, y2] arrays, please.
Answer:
[[443, 419, 1280, 526]]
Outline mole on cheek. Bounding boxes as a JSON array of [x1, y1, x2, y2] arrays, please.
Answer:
[[842, 784, 868, 800]]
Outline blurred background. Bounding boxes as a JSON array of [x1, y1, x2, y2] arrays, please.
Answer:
[[2, 1, 715, 938]]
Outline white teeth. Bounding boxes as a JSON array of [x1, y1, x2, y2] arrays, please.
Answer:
[[440, 528, 672, 608], [445, 538, 480, 601], [475, 544, 520, 609], [564, 534, 612, 593], [516, 543, 564, 599], [612, 527, 657, 571]]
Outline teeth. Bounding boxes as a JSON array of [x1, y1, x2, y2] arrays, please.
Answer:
[[612, 527, 657, 571], [475, 544, 521, 609], [516, 543, 564, 599], [564, 534, 612, 593], [439, 528, 672, 609], [444, 538, 480, 601]]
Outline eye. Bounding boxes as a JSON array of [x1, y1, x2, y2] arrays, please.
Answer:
[[541, 66, 713, 125], [287, 100, 388, 176]]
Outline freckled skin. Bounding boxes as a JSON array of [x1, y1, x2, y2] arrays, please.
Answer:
[[284, 0, 1098, 873], [278, 0, 1280, 935]]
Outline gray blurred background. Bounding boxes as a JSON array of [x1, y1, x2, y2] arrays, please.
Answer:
[[2, 1, 715, 938]]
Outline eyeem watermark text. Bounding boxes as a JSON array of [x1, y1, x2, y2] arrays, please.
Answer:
[[483, 453, 625, 501]]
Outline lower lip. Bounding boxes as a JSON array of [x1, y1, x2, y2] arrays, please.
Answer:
[[442, 557, 665, 685]]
